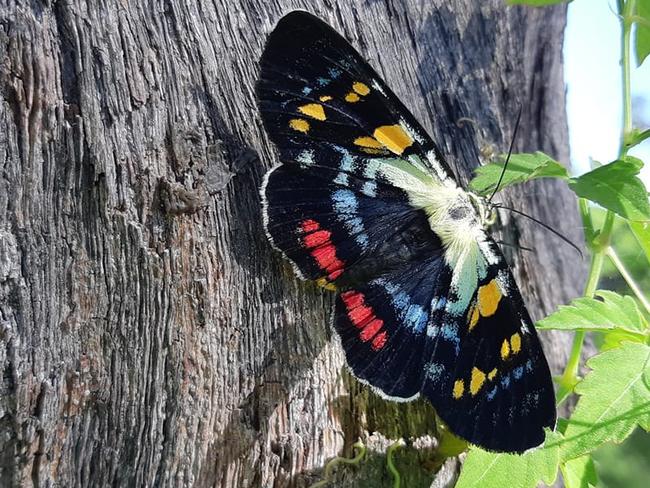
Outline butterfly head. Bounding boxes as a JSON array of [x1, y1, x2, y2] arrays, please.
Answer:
[[468, 192, 497, 228]]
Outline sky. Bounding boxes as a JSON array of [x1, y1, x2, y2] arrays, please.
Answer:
[[564, 0, 650, 181]]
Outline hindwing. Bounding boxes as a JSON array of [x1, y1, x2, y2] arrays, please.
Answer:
[[420, 238, 556, 452]]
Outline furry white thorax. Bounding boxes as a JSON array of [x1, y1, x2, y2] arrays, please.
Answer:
[[376, 159, 498, 314], [376, 161, 487, 266]]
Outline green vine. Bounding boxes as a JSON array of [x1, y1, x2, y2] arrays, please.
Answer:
[[309, 441, 366, 488]]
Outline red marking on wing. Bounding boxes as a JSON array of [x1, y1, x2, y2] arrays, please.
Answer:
[[304, 230, 331, 248], [360, 318, 383, 341], [349, 305, 373, 328], [371, 331, 387, 351], [328, 269, 343, 280], [300, 219, 345, 283], [301, 219, 320, 233], [341, 290, 364, 309], [340, 290, 388, 350], [311, 245, 342, 271]]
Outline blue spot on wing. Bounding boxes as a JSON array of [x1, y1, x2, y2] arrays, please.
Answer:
[[404, 304, 427, 333], [328, 67, 342, 79], [441, 323, 458, 340], [393, 290, 410, 310], [441, 322, 460, 354], [425, 362, 445, 381], [332, 189, 368, 247], [431, 296, 447, 311], [513, 366, 524, 380], [525, 359, 534, 372]]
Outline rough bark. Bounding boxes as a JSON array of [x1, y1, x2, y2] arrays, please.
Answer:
[[0, 1, 583, 487]]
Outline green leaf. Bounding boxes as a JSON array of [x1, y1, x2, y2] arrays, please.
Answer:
[[600, 329, 647, 352], [625, 128, 650, 150], [635, 0, 650, 66], [629, 220, 650, 264], [455, 431, 560, 488], [561, 455, 598, 488], [470, 152, 569, 196], [568, 157, 650, 222], [561, 342, 650, 460], [506, 0, 571, 5], [536, 290, 648, 335]]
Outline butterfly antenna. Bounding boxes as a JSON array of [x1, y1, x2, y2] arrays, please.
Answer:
[[493, 204, 583, 258], [495, 240, 535, 254], [488, 106, 523, 203]]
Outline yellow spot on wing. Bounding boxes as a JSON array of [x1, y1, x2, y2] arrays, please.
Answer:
[[319, 95, 333, 102], [453, 379, 464, 399], [373, 124, 413, 155], [316, 278, 337, 291], [501, 339, 510, 360], [354, 136, 383, 149], [488, 368, 498, 381], [353, 81, 370, 95], [470, 367, 486, 395], [289, 118, 310, 133], [468, 304, 480, 331], [510, 333, 521, 354], [345, 92, 360, 102], [298, 103, 326, 121], [478, 279, 501, 317]]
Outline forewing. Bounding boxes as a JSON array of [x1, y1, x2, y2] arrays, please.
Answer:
[[421, 238, 556, 453], [258, 11, 455, 287], [256, 11, 453, 180]]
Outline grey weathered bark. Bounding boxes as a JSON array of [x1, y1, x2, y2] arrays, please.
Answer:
[[0, 1, 584, 487]]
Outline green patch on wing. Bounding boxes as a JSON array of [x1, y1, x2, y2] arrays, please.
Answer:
[[470, 152, 569, 196]]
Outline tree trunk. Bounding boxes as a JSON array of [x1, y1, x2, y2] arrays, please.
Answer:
[[0, 1, 583, 487]]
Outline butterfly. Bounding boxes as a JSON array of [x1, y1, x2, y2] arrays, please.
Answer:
[[256, 10, 556, 453]]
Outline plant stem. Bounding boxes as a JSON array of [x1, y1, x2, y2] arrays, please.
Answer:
[[620, 0, 635, 155], [556, 247, 606, 404], [556, 0, 635, 402], [606, 246, 650, 314]]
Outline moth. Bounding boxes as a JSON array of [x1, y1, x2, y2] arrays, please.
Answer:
[[256, 10, 556, 453]]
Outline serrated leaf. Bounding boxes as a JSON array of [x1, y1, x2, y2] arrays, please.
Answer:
[[629, 220, 650, 263], [600, 329, 646, 352], [561, 455, 598, 488], [506, 0, 571, 5], [568, 157, 650, 221], [470, 152, 569, 196], [561, 342, 650, 460], [635, 0, 650, 66], [536, 290, 648, 335], [455, 431, 560, 488]]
